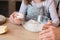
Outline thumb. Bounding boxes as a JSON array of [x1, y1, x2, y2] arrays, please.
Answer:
[[47, 20, 52, 25]]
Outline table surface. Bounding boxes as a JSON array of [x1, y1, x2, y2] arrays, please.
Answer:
[[0, 20, 39, 40]]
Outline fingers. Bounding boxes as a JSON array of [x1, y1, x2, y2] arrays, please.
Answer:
[[9, 16, 15, 24], [39, 29, 50, 35], [39, 34, 55, 40], [40, 26, 56, 35], [9, 12, 19, 24], [42, 24, 50, 30], [39, 28, 55, 40], [39, 27, 56, 40], [9, 12, 24, 25], [43, 20, 52, 28], [46, 20, 52, 25], [12, 12, 19, 18], [14, 18, 23, 24], [49, 26, 57, 29], [43, 21, 56, 30]]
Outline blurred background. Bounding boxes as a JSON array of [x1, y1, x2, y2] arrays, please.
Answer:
[[0, 0, 21, 17]]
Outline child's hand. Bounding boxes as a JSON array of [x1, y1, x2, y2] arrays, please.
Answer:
[[9, 12, 24, 25]]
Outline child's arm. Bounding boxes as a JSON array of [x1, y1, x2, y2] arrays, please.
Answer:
[[19, 0, 28, 15], [9, 0, 28, 25], [49, 0, 59, 26]]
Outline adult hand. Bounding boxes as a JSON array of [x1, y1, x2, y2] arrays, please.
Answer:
[[39, 26, 60, 40], [43, 20, 54, 30]]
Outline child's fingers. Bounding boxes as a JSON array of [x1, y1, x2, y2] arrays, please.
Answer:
[[9, 12, 23, 25], [46, 20, 52, 25], [9, 14, 17, 24], [13, 13, 18, 18], [48, 20, 52, 23], [10, 12, 19, 19], [10, 12, 18, 21], [14, 18, 23, 25], [42, 24, 50, 30], [9, 15, 15, 24]]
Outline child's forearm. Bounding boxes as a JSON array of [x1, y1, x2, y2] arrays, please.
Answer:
[[19, 0, 28, 14], [49, 0, 59, 26]]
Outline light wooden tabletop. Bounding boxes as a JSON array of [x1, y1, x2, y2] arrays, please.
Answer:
[[0, 20, 39, 40]]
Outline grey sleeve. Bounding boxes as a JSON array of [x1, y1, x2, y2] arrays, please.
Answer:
[[49, 0, 59, 26], [19, 0, 28, 14]]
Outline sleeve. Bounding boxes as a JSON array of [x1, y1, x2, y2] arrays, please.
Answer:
[[49, 0, 59, 26], [19, 0, 28, 14]]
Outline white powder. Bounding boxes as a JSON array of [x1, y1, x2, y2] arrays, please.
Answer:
[[24, 19, 44, 32]]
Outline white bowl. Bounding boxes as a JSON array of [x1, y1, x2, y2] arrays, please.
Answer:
[[23, 19, 44, 32]]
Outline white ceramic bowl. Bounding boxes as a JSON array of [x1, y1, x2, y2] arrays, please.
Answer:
[[23, 20, 44, 32]]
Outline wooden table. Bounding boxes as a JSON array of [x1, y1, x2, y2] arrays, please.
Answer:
[[0, 20, 39, 40]]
